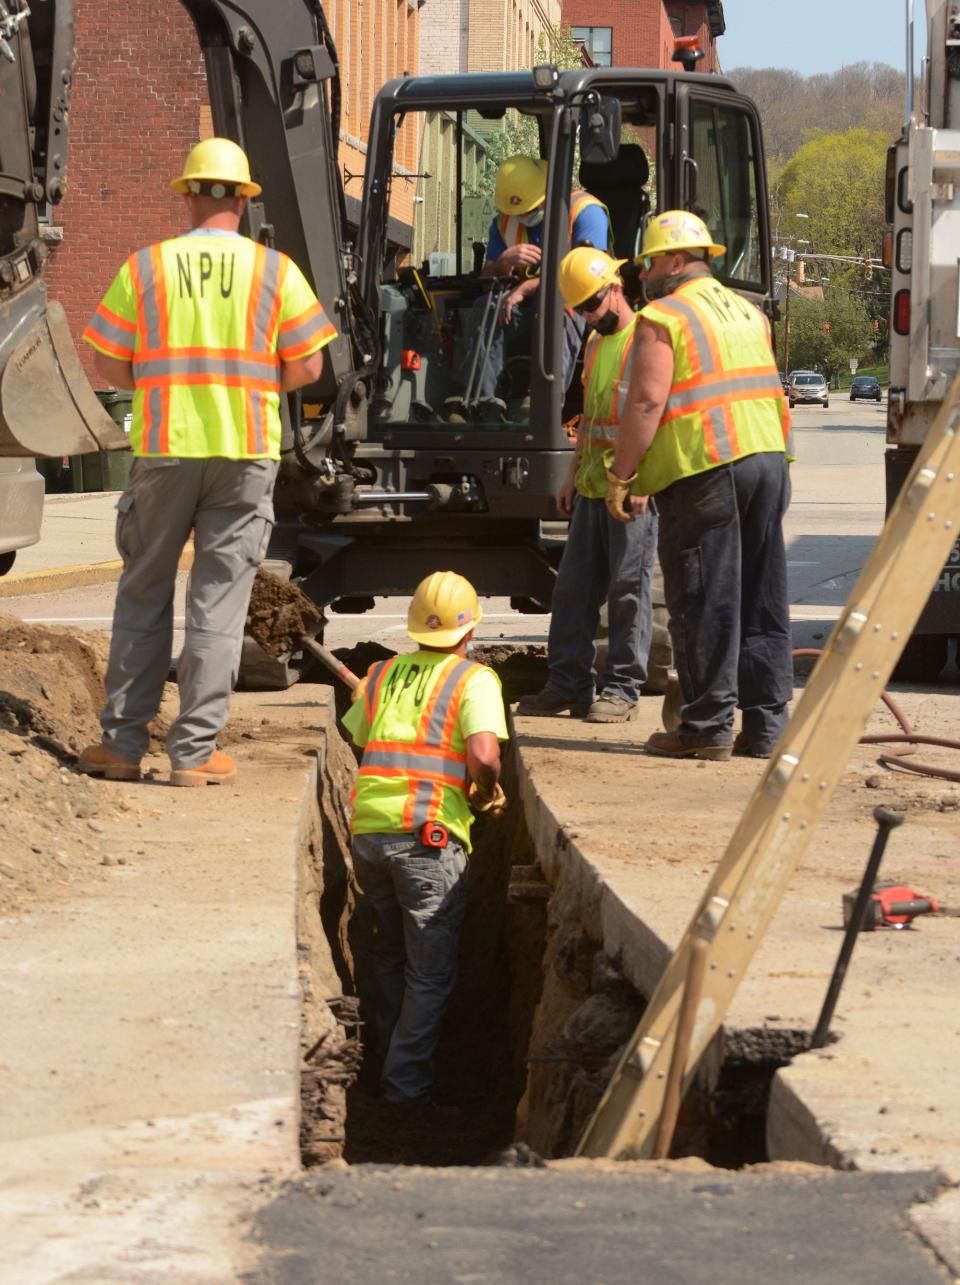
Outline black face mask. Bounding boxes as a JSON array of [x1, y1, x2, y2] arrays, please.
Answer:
[[641, 266, 708, 305], [590, 308, 621, 336]]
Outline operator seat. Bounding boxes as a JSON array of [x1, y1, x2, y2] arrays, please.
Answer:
[[578, 144, 650, 260]]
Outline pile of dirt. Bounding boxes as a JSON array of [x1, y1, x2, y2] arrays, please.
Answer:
[[247, 569, 323, 659], [0, 614, 134, 915]]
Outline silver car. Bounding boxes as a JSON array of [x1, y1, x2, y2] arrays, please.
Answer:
[[788, 372, 829, 408], [0, 458, 44, 575]]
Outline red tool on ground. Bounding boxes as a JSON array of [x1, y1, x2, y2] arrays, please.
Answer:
[[842, 881, 941, 930]]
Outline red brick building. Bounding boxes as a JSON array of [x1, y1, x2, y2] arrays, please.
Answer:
[[564, 1, 725, 74]]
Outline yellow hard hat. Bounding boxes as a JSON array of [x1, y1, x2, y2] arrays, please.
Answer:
[[171, 137, 262, 197], [639, 210, 725, 260], [494, 155, 548, 216], [407, 571, 482, 648], [558, 247, 628, 309]]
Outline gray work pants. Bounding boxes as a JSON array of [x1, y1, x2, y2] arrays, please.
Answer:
[[351, 830, 469, 1104], [100, 456, 277, 768]]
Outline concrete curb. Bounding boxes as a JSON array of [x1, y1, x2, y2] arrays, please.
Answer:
[[0, 544, 195, 599]]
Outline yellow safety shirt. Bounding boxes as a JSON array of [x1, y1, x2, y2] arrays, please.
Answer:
[[82, 230, 336, 460], [342, 650, 508, 852], [575, 315, 640, 500], [637, 275, 793, 496]]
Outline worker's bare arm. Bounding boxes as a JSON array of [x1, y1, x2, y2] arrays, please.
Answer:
[[93, 350, 135, 390], [466, 730, 501, 797], [280, 347, 325, 392], [481, 244, 541, 278], [611, 318, 673, 479]]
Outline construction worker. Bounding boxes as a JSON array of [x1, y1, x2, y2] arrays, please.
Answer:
[[605, 211, 793, 760], [517, 249, 657, 722], [452, 155, 611, 416], [78, 138, 336, 786], [342, 571, 508, 1106]]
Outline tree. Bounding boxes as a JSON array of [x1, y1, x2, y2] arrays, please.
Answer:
[[777, 289, 873, 379], [778, 128, 888, 262]]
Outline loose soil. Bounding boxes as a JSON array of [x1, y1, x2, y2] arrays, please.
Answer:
[[246, 568, 323, 659]]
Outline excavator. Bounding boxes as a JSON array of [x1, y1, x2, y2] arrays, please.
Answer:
[[0, 0, 773, 684]]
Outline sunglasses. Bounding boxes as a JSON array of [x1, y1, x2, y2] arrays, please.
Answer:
[[575, 285, 611, 315]]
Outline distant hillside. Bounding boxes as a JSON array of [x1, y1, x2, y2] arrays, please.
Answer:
[[726, 63, 906, 161]]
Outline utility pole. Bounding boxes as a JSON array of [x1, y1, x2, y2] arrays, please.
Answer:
[[782, 250, 793, 375]]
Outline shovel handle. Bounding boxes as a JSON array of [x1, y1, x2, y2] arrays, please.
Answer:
[[300, 635, 360, 691]]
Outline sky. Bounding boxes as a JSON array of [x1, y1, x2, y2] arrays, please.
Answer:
[[720, 0, 921, 76]]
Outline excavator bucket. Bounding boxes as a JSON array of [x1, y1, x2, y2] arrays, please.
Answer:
[[0, 292, 129, 459]]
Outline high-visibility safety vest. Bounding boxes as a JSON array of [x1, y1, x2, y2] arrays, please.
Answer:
[[575, 315, 640, 500], [346, 651, 503, 851], [636, 275, 793, 496], [82, 230, 336, 460], [498, 189, 613, 266]]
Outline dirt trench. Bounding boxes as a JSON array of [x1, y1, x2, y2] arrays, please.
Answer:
[[299, 645, 810, 1169]]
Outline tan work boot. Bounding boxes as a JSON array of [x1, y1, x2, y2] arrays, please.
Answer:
[[169, 750, 237, 788], [77, 743, 142, 782], [644, 730, 732, 762]]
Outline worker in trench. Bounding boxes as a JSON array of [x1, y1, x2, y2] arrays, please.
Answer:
[[517, 248, 657, 723], [78, 138, 336, 787], [341, 571, 508, 1106], [449, 154, 612, 420], [605, 211, 793, 761]]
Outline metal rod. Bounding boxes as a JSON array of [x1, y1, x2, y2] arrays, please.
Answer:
[[351, 490, 434, 505], [810, 806, 905, 1049], [905, 0, 915, 132], [652, 934, 709, 1159], [300, 636, 360, 692]]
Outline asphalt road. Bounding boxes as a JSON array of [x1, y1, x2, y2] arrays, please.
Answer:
[[244, 1167, 949, 1284], [4, 397, 887, 656]]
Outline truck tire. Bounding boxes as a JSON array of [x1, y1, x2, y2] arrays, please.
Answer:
[[892, 634, 949, 683], [0, 550, 16, 577]]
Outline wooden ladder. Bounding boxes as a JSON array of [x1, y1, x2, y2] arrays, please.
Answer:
[[576, 374, 960, 1159]]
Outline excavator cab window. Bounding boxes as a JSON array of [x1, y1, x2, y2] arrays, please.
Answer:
[[372, 104, 551, 431]]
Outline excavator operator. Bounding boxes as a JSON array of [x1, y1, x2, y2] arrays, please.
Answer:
[[342, 571, 509, 1107], [78, 138, 337, 788], [605, 211, 794, 762], [450, 155, 612, 420]]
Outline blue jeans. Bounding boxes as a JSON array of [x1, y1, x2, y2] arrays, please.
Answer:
[[546, 494, 658, 705], [655, 452, 793, 751], [351, 831, 469, 1104], [465, 294, 585, 400]]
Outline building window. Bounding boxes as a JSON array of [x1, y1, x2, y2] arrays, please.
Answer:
[[571, 25, 612, 67], [670, 16, 683, 35]]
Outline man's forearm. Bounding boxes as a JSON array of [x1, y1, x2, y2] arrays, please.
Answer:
[[611, 403, 662, 479]]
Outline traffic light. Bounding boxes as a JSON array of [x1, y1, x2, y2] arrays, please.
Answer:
[[864, 256, 873, 281], [796, 258, 805, 285]]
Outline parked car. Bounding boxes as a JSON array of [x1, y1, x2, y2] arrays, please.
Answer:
[[0, 457, 44, 576], [849, 374, 883, 402], [788, 372, 829, 408]]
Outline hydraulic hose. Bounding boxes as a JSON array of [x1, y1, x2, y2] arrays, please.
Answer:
[[793, 648, 960, 784]]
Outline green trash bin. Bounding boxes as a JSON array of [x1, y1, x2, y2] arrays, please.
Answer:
[[71, 391, 134, 491]]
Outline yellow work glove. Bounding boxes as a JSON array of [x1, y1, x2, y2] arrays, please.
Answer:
[[468, 780, 507, 817], [605, 468, 636, 524], [350, 675, 369, 704]]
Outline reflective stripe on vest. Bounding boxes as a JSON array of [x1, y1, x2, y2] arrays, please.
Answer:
[[637, 277, 793, 495], [128, 240, 285, 457], [580, 316, 639, 450], [358, 655, 481, 830]]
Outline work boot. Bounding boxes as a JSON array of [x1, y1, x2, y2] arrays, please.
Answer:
[[733, 732, 774, 759], [169, 750, 237, 788], [515, 687, 592, 718], [77, 743, 142, 782], [585, 692, 638, 723], [644, 729, 733, 762]]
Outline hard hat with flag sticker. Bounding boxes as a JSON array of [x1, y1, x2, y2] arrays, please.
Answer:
[[558, 247, 628, 309], [494, 155, 548, 216], [407, 571, 483, 648], [171, 137, 262, 197], [638, 210, 725, 263]]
